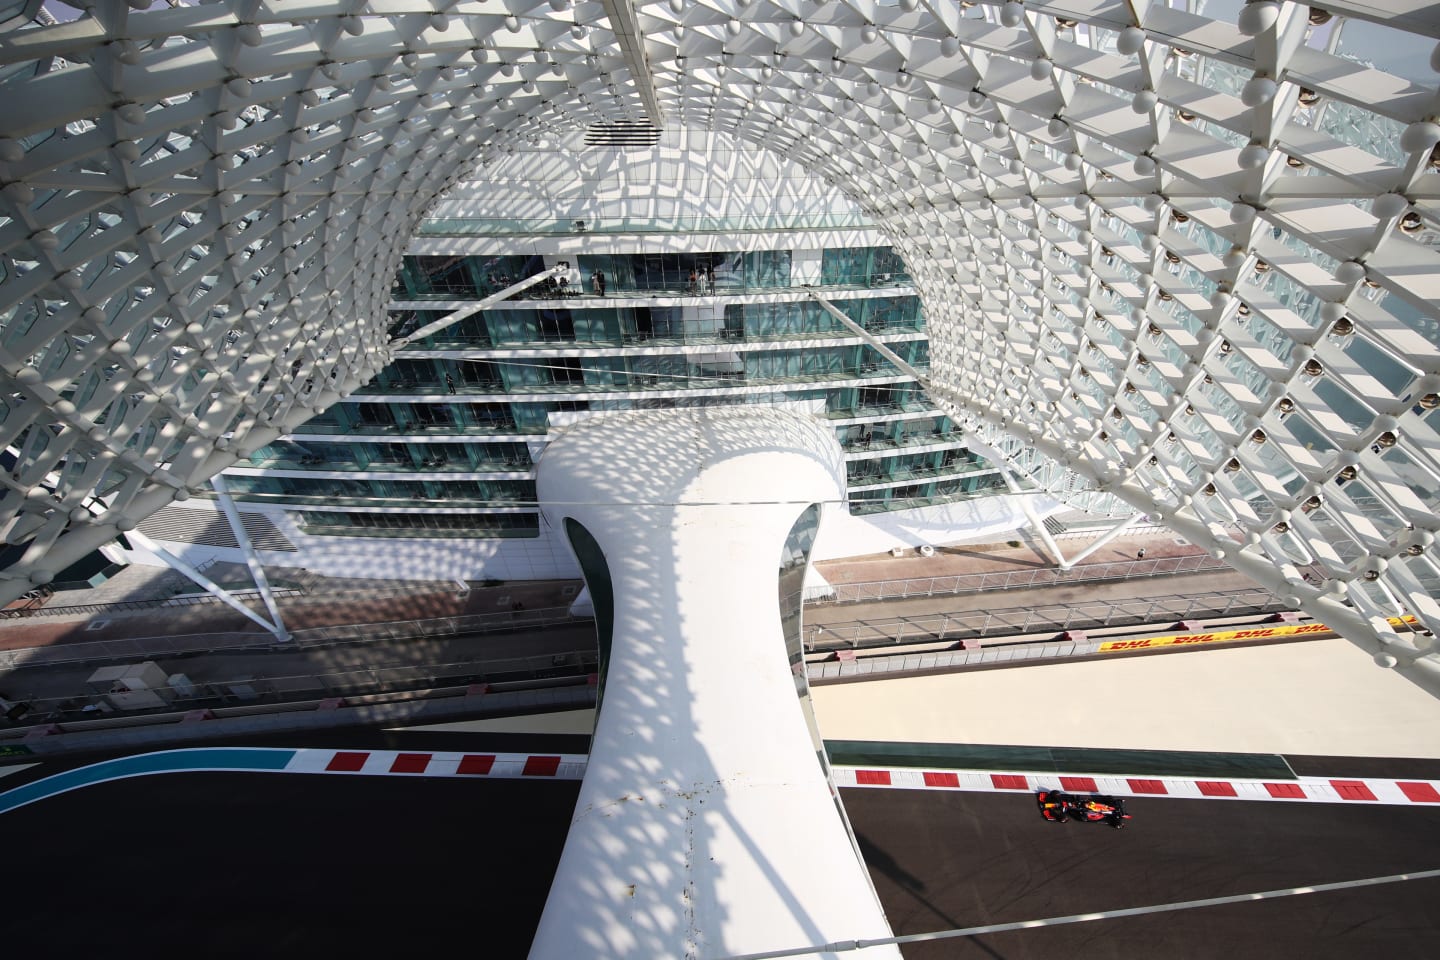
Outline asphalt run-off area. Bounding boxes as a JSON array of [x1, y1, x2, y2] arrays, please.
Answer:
[[3, 733, 1440, 957]]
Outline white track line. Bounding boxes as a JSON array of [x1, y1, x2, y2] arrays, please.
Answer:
[[719, 867, 1440, 959]]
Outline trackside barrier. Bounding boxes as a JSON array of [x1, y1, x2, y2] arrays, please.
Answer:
[[0, 679, 598, 753], [0, 588, 305, 620], [0, 606, 591, 672], [1096, 622, 1333, 652], [2, 650, 600, 727], [805, 587, 1289, 651], [807, 620, 1333, 681], [808, 636, 1104, 681]]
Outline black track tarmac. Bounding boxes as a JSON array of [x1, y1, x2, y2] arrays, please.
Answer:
[[2, 772, 578, 956], [5, 757, 1440, 957], [842, 788, 1440, 959]]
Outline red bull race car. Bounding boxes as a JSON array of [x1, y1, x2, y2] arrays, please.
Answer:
[[1037, 789, 1132, 828]]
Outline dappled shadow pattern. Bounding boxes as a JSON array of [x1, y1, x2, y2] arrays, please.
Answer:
[[531, 408, 899, 957]]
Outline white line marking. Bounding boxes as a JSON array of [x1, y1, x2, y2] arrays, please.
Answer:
[[718, 867, 1440, 959]]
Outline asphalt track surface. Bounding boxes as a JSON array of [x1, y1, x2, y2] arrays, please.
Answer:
[[4, 754, 1439, 957], [2, 771, 579, 956], [844, 789, 1440, 959]]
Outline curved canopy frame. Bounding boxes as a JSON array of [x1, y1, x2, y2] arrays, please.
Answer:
[[2, 1, 1440, 691]]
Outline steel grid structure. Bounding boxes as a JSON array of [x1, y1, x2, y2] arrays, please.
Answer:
[[1, 1, 1439, 691]]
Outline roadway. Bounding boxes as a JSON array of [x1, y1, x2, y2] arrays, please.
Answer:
[[842, 787, 1440, 959], [3, 771, 579, 954], [3, 735, 1439, 956], [806, 568, 1263, 629], [0, 729, 586, 955]]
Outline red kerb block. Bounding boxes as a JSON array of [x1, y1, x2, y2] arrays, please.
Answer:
[[1330, 780, 1377, 801], [1264, 782, 1306, 799], [1196, 781, 1238, 798], [522, 755, 562, 777], [325, 752, 369, 772], [923, 771, 960, 788], [390, 753, 431, 774], [1060, 776, 1098, 792], [458, 754, 496, 775], [990, 774, 1029, 790], [1397, 782, 1440, 803], [1126, 779, 1168, 794], [855, 769, 892, 786]]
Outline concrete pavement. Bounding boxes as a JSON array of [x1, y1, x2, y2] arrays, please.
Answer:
[[814, 524, 1205, 583], [805, 530, 1273, 638]]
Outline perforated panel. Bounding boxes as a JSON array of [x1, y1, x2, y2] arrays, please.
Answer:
[[1, 1, 1438, 691]]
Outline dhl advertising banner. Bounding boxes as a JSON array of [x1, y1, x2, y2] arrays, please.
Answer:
[[1097, 622, 1333, 653]]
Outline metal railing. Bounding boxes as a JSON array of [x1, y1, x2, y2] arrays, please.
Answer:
[[0, 606, 591, 672], [2, 650, 600, 729], [288, 606, 586, 645], [805, 554, 1232, 605], [0, 587, 306, 620], [805, 587, 1287, 651]]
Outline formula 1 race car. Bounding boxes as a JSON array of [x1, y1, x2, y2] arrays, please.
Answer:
[[1037, 789, 1132, 828]]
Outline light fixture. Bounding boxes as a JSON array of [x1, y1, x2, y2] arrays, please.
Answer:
[[1116, 26, 1145, 55]]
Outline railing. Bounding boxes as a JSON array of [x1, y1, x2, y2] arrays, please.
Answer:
[[806, 613, 1307, 683], [0, 631, 279, 674], [0, 587, 307, 621], [844, 433, 958, 454], [848, 485, 1010, 514], [804, 587, 1287, 651], [0, 606, 591, 672], [288, 607, 586, 645], [416, 212, 879, 236], [2, 650, 601, 729], [805, 554, 1232, 605], [243, 457, 532, 474], [847, 462, 1000, 487]]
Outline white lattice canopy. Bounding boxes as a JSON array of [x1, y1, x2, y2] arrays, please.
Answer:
[[2, 1, 1440, 691]]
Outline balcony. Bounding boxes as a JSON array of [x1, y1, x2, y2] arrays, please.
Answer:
[[848, 479, 1010, 515], [240, 454, 532, 475]]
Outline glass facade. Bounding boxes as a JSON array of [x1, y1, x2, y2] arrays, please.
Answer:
[[396, 296, 924, 350], [298, 511, 540, 538], [393, 251, 798, 299], [820, 246, 912, 286], [225, 245, 1000, 537]]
